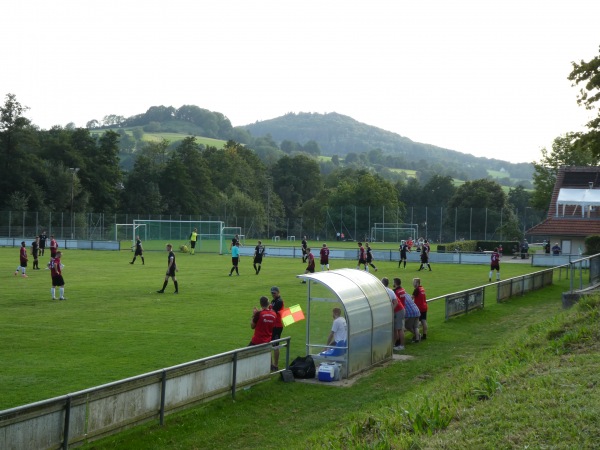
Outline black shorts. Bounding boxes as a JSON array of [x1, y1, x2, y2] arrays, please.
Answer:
[[52, 275, 65, 286], [20, 260, 28, 267], [271, 327, 283, 346], [190, 241, 196, 249], [419, 311, 428, 321], [358, 258, 366, 265], [135, 249, 143, 256], [254, 256, 263, 264], [231, 256, 239, 266], [166, 267, 177, 277]]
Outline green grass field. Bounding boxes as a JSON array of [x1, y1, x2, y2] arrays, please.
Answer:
[[2, 246, 538, 410], [5, 246, 597, 449]]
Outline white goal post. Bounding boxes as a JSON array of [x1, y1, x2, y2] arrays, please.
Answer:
[[115, 223, 147, 249], [370, 223, 418, 243]]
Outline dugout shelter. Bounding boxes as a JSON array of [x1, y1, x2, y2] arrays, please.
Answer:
[[297, 269, 393, 379]]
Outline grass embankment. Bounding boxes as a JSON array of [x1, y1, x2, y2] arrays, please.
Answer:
[[83, 292, 599, 450]]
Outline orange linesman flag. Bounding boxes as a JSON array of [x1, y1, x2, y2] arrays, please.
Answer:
[[281, 304, 305, 327]]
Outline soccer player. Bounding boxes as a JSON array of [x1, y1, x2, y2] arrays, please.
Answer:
[[39, 230, 47, 256], [366, 243, 378, 272], [253, 240, 265, 274], [301, 236, 308, 263], [189, 228, 198, 255], [15, 241, 28, 277], [356, 242, 367, 271], [489, 247, 501, 282], [130, 236, 145, 265], [50, 251, 66, 300], [304, 248, 315, 276], [417, 239, 432, 271], [31, 236, 40, 270], [320, 243, 330, 271], [229, 242, 240, 276], [157, 243, 179, 294], [49, 235, 58, 258], [399, 240, 410, 268]]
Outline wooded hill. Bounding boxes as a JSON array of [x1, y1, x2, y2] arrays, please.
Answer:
[[98, 105, 532, 186]]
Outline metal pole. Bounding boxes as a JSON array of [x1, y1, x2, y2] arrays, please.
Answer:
[[69, 168, 79, 239]]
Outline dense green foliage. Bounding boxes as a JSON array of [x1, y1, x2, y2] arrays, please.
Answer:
[[0, 93, 539, 239], [568, 44, 600, 157]]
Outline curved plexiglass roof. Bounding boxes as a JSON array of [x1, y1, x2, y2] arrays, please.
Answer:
[[298, 268, 393, 377]]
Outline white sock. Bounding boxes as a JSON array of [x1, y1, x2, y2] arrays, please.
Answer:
[[51, 287, 55, 298], [489, 271, 492, 279], [60, 287, 64, 298]]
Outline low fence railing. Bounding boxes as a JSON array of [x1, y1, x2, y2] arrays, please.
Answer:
[[0, 338, 290, 450]]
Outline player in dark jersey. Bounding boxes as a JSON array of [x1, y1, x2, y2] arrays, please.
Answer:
[[31, 236, 40, 270], [39, 231, 47, 256], [366, 243, 378, 272], [130, 236, 145, 265], [253, 240, 265, 274], [319, 243, 330, 271], [399, 241, 410, 268], [489, 247, 500, 282], [301, 236, 308, 263], [417, 240, 432, 271], [157, 243, 178, 294]]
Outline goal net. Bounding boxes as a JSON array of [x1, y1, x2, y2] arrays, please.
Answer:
[[115, 223, 147, 250], [132, 220, 226, 253], [222, 226, 245, 254], [370, 223, 418, 243]]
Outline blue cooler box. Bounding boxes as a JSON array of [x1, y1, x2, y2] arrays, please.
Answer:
[[318, 363, 340, 382]]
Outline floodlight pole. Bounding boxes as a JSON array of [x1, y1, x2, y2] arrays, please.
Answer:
[[69, 168, 79, 239]]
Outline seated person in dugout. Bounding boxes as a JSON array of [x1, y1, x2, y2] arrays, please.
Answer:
[[320, 307, 347, 357]]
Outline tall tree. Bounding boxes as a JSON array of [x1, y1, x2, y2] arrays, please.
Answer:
[[568, 45, 600, 156], [272, 154, 323, 217]]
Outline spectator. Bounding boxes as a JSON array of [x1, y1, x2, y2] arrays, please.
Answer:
[[552, 243, 561, 255], [392, 277, 407, 351], [249, 296, 277, 346], [404, 291, 421, 343], [321, 307, 347, 356], [412, 278, 428, 340]]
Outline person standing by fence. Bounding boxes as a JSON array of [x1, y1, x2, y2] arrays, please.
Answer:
[[412, 278, 428, 340]]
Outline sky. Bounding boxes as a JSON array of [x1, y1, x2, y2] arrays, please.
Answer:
[[3, 1, 599, 164]]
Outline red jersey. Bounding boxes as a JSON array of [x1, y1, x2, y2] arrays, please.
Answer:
[[413, 286, 427, 312], [358, 246, 366, 261], [50, 257, 61, 277], [307, 252, 315, 270], [251, 309, 277, 345], [394, 287, 406, 312], [50, 239, 58, 251], [320, 247, 329, 263], [491, 251, 500, 263], [20, 246, 27, 263]]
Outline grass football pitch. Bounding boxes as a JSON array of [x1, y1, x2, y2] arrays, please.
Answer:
[[2, 244, 546, 411]]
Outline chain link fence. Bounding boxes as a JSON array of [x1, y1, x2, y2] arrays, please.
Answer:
[[0, 206, 546, 244]]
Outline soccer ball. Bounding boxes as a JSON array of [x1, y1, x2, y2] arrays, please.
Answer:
[[179, 245, 189, 253]]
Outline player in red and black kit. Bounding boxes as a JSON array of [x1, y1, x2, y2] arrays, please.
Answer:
[[15, 241, 28, 277], [31, 236, 40, 270], [50, 251, 66, 300], [357, 242, 367, 270], [269, 286, 284, 371], [319, 243, 330, 271], [249, 296, 277, 346], [489, 247, 501, 282], [49, 235, 58, 258], [157, 243, 179, 294]]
